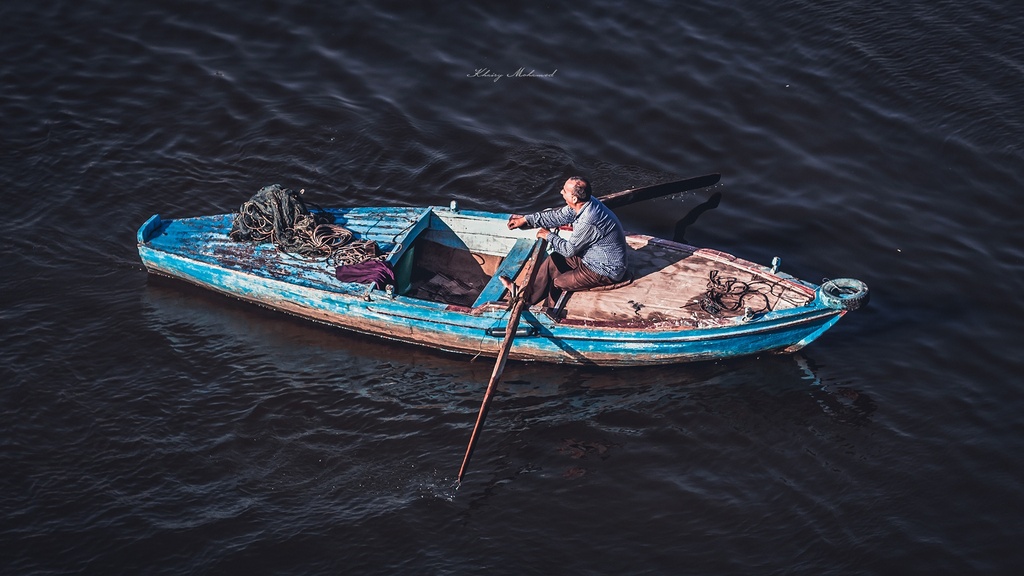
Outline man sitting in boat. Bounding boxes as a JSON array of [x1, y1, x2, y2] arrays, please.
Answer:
[[504, 176, 629, 307]]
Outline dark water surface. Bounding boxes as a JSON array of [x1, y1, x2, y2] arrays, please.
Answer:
[[3, 1, 1024, 574]]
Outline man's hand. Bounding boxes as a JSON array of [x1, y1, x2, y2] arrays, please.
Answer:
[[507, 215, 529, 230]]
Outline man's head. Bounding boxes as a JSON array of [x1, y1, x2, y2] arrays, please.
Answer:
[[560, 176, 592, 205]]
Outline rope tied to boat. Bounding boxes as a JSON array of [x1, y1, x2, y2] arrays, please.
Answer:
[[693, 270, 776, 316]]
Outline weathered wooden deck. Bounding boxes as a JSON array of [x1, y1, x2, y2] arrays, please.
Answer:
[[549, 236, 815, 329]]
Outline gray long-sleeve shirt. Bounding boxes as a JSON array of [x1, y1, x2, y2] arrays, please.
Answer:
[[525, 197, 628, 281]]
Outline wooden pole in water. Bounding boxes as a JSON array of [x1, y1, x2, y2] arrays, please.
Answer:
[[457, 238, 546, 484]]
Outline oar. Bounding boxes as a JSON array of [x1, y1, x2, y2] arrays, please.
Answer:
[[597, 172, 720, 209], [457, 238, 546, 484]]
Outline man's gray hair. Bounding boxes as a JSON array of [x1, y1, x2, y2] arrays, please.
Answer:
[[567, 176, 592, 202]]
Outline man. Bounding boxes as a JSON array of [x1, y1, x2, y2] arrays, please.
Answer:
[[503, 176, 629, 307]]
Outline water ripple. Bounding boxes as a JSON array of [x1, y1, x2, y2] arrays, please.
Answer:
[[4, 0, 1024, 573]]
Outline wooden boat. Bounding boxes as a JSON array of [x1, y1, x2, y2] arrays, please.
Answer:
[[136, 184, 867, 367]]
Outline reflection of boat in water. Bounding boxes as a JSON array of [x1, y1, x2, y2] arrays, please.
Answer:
[[137, 191, 867, 366], [140, 276, 459, 370], [796, 355, 877, 425]]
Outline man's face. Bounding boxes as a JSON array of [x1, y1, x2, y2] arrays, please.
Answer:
[[560, 180, 575, 204]]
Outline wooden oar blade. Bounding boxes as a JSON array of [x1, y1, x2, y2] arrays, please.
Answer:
[[598, 173, 721, 209]]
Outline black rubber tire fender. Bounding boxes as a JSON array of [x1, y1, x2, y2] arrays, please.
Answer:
[[819, 278, 870, 311]]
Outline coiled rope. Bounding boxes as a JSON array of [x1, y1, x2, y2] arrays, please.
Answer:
[[229, 184, 380, 265], [693, 270, 778, 316]]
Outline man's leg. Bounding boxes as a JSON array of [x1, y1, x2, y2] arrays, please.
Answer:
[[521, 253, 568, 306], [550, 256, 616, 305], [515, 254, 615, 307]]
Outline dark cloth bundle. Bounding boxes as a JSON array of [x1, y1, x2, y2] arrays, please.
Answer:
[[334, 259, 395, 290]]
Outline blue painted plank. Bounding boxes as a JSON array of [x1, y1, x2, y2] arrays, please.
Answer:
[[472, 237, 536, 307]]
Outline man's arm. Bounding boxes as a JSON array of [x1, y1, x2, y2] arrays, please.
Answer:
[[547, 224, 600, 258], [526, 206, 574, 229]]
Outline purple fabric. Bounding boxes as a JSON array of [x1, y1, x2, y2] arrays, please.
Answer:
[[334, 260, 395, 289]]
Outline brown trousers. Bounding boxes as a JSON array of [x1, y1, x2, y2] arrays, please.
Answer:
[[525, 253, 616, 307]]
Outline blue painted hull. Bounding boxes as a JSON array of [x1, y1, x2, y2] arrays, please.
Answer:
[[137, 205, 860, 366]]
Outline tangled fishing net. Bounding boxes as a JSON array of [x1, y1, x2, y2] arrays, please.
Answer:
[[228, 184, 380, 266]]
